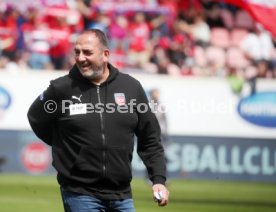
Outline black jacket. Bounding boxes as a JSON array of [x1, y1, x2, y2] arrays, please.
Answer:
[[27, 64, 166, 199]]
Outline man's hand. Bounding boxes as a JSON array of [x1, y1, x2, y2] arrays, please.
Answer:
[[152, 184, 169, 207]]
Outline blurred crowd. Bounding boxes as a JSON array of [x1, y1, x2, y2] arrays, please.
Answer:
[[0, 0, 276, 83]]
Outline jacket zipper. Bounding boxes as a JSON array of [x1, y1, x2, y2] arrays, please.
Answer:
[[96, 85, 107, 178]]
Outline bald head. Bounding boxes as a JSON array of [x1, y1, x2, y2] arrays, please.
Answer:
[[80, 29, 109, 50]]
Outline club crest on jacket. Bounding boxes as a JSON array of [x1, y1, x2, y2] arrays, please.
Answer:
[[114, 93, 126, 105]]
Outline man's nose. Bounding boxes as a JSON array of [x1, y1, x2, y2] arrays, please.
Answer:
[[77, 53, 86, 61]]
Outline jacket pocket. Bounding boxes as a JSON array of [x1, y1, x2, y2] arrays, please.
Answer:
[[107, 147, 132, 187], [70, 145, 102, 183]]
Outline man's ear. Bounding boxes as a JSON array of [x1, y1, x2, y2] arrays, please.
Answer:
[[103, 49, 110, 61]]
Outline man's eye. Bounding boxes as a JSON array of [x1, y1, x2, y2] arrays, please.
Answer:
[[74, 51, 93, 56], [84, 52, 93, 56]]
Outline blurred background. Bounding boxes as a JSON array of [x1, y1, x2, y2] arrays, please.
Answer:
[[0, 0, 276, 211]]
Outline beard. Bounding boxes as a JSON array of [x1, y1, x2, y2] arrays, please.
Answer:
[[77, 63, 105, 81]]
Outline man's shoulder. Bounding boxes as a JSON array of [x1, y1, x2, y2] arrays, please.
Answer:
[[117, 72, 141, 86], [50, 73, 71, 87]]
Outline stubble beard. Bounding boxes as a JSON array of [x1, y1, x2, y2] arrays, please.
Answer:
[[79, 63, 105, 81]]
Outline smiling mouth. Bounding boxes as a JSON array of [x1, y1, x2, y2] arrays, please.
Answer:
[[79, 64, 90, 70]]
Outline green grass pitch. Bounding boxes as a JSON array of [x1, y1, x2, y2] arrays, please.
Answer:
[[0, 174, 276, 212]]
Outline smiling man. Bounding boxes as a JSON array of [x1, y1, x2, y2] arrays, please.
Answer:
[[74, 30, 110, 84], [27, 29, 169, 211]]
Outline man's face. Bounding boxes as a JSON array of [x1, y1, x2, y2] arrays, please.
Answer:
[[74, 33, 109, 81]]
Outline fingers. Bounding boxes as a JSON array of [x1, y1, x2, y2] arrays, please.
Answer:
[[158, 189, 169, 207], [152, 184, 169, 207]]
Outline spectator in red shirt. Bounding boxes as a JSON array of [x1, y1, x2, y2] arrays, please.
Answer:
[[21, 7, 52, 70], [128, 12, 151, 68], [48, 16, 71, 70], [109, 14, 129, 50], [0, 5, 18, 61]]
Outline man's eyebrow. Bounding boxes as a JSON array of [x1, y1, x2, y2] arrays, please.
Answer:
[[74, 48, 93, 52]]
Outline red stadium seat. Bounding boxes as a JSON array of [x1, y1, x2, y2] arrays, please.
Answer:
[[235, 10, 254, 30], [230, 28, 248, 47], [194, 45, 207, 67], [205, 46, 226, 68], [226, 47, 250, 69], [220, 9, 234, 30], [210, 27, 230, 48]]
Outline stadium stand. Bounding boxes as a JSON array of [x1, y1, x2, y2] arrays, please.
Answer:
[[0, 0, 275, 79]]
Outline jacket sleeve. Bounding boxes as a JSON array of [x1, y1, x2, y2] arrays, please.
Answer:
[[27, 82, 58, 146], [134, 82, 167, 185]]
